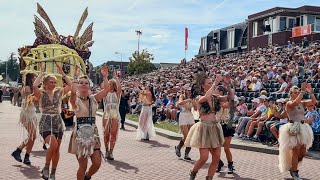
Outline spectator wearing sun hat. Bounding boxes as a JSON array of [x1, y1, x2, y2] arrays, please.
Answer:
[[234, 97, 266, 138], [243, 96, 271, 141], [234, 96, 248, 124], [305, 101, 320, 133]]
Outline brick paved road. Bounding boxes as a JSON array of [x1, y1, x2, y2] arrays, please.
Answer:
[[0, 101, 320, 180]]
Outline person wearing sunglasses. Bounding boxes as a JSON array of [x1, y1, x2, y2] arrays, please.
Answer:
[[278, 84, 317, 180]]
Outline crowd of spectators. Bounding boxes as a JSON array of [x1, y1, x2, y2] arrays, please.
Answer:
[[120, 38, 320, 147], [0, 86, 22, 106]]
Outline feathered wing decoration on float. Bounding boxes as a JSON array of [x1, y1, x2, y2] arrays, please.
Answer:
[[19, 3, 95, 86], [36, 3, 60, 43]]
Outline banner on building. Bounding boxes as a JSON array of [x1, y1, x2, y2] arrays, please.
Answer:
[[185, 28, 188, 50], [292, 24, 312, 37]]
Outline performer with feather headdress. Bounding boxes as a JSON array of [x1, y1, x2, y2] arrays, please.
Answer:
[[185, 71, 232, 180]]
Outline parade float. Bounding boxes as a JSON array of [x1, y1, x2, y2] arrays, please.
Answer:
[[18, 3, 95, 125]]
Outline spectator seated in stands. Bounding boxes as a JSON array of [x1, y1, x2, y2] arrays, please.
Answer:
[[234, 97, 265, 138], [164, 94, 177, 121], [273, 75, 287, 94], [234, 96, 248, 124], [305, 101, 320, 133], [252, 77, 262, 92], [243, 96, 272, 142], [268, 98, 288, 146]]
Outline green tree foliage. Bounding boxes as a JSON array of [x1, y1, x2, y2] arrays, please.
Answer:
[[0, 53, 20, 81], [128, 49, 156, 75]]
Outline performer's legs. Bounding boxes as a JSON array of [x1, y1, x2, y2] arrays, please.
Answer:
[[87, 150, 102, 178], [109, 119, 119, 160], [207, 147, 221, 177], [76, 156, 88, 180]]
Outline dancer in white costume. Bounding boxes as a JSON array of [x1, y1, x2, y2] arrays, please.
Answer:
[[11, 73, 38, 165], [33, 63, 72, 180], [136, 84, 156, 140], [102, 71, 122, 161], [68, 65, 109, 180], [278, 84, 316, 180], [175, 90, 195, 160]]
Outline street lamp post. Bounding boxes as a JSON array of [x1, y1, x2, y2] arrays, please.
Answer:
[[115, 52, 123, 77], [135, 30, 142, 55]]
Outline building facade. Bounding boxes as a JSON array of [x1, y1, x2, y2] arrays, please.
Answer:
[[197, 22, 248, 57], [248, 5, 320, 50], [197, 5, 320, 57]]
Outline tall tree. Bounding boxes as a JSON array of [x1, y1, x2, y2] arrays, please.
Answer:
[[0, 53, 20, 82], [128, 49, 156, 75]]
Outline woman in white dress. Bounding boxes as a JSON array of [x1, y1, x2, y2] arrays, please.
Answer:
[[278, 84, 316, 180], [11, 73, 38, 165], [136, 84, 156, 140], [175, 90, 195, 160], [103, 71, 121, 160], [68, 65, 109, 180]]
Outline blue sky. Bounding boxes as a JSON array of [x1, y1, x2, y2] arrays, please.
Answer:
[[0, 0, 319, 66]]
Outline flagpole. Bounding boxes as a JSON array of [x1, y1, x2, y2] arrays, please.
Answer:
[[185, 27, 188, 61]]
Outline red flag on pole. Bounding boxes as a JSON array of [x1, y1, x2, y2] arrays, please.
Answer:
[[185, 27, 188, 50]]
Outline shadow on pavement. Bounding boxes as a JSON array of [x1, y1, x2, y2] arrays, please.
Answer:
[[31, 150, 46, 157], [179, 159, 210, 168], [218, 172, 257, 180], [108, 160, 139, 174], [140, 140, 170, 148], [121, 129, 135, 132], [12, 164, 41, 179]]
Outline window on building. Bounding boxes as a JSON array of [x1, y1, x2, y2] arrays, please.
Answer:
[[307, 16, 315, 31], [272, 17, 278, 32], [202, 38, 207, 52], [116, 65, 120, 69], [288, 18, 295, 29], [227, 29, 235, 49], [264, 19, 270, 34], [253, 22, 258, 37], [279, 17, 287, 31], [316, 17, 320, 31], [296, 17, 300, 27], [301, 15, 304, 26]]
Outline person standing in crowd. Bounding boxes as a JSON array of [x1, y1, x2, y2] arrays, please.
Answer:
[[0, 86, 3, 102], [9, 89, 14, 104], [102, 71, 121, 161], [11, 73, 38, 165], [119, 89, 130, 130], [215, 85, 235, 174], [33, 63, 72, 180], [136, 83, 156, 141], [68, 65, 109, 180], [185, 73, 230, 180], [278, 84, 316, 179], [302, 37, 309, 48], [13, 87, 19, 106], [175, 90, 195, 160]]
